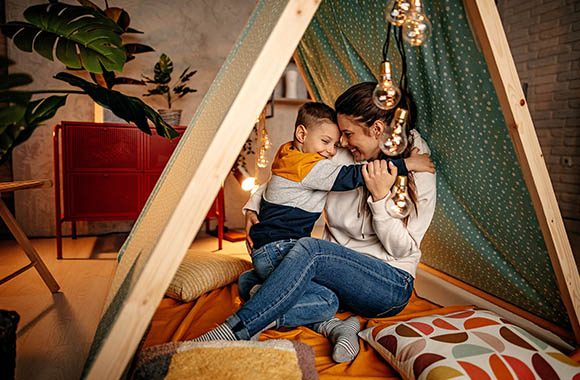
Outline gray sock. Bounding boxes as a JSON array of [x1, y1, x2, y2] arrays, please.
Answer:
[[192, 323, 237, 342], [318, 316, 361, 363]]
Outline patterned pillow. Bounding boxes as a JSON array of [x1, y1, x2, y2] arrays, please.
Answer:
[[359, 308, 580, 380], [166, 250, 252, 302]]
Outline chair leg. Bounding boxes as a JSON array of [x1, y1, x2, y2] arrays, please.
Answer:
[[0, 199, 60, 293]]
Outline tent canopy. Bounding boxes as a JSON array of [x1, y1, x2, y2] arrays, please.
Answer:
[[83, 0, 579, 378]]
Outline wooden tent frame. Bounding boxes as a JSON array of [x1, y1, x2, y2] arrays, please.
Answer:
[[85, 0, 579, 378]]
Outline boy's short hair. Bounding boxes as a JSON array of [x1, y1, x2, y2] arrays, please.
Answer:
[[295, 102, 337, 130]]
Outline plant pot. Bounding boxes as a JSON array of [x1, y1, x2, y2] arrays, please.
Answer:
[[158, 109, 182, 126]]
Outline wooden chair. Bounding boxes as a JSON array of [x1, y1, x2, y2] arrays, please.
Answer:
[[0, 180, 59, 293]]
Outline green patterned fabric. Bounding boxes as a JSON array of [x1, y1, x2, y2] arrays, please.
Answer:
[[296, 0, 569, 329]]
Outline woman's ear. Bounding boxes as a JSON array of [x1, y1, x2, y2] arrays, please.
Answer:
[[295, 124, 308, 143], [371, 120, 386, 139]]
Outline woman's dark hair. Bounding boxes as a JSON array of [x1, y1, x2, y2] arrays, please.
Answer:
[[335, 82, 419, 221], [335, 82, 416, 129]]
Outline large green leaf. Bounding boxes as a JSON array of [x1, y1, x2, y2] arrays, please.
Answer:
[[0, 95, 67, 164], [55, 72, 178, 139], [154, 53, 173, 84], [1, 3, 126, 73]]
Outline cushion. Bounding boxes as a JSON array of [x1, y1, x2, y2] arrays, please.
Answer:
[[133, 339, 318, 380], [359, 308, 580, 380], [166, 250, 252, 302]]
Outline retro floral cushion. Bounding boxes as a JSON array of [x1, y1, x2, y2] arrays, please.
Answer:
[[359, 308, 580, 380]]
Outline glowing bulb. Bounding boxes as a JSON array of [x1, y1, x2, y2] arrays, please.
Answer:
[[257, 146, 268, 168], [263, 132, 271, 150], [379, 108, 408, 156], [373, 61, 401, 110], [387, 175, 412, 219], [402, 0, 432, 46], [232, 165, 256, 192], [386, 0, 411, 26], [241, 177, 256, 191]]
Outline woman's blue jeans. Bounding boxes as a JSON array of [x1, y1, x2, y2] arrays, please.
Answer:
[[228, 237, 414, 339], [239, 239, 340, 328]]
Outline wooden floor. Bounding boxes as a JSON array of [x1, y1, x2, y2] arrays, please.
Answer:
[[0, 228, 577, 379], [0, 232, 247, 380]]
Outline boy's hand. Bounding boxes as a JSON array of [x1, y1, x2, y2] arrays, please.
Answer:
[[363, 160, 397, 202], [404, 147, 435, 173], [245, 210, 259, 253]]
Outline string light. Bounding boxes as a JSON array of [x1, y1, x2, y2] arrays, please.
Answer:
[[379, 107, 408, 156], [372, 60, 401, 110], [387, 175, 412, 219], [255, 108, 271, 168], [386, 0, 411, 27], [402, 0, 432, 46]]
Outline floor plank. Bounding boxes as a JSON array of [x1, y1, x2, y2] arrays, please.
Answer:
[[0, 232, 247, 380]]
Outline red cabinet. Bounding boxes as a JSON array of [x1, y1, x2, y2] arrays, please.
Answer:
[[53, 121, 224, 259]]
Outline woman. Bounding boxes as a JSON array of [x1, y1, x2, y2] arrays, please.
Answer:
[[193, 82, 437, 362]]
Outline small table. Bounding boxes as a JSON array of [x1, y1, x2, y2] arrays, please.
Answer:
[[0, 180, 60, 293]]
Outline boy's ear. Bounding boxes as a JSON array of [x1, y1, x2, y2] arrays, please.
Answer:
[[371, 120, 385, 139], [295, 124, 308, 143]]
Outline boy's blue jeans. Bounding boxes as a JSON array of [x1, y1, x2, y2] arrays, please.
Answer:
[[230, 237, 414, 339], [239, 239, 339, 328]]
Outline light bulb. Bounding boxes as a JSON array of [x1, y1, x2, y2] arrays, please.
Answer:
[[232, 165, 256, 192], [373, 61, 401, 110], [402, 0, 432, 46], [241, 177, 256, 191], [257, 146, 268, 168], [380, 108, 408, 156], [387, 175, 412, 219], [386, 0, 412, 26]]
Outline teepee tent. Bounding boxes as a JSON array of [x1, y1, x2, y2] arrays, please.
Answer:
[[83, 0, 579, 378]]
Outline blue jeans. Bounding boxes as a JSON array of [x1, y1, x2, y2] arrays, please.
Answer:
[[239, 239, 339, 328], [227, 237, 414, 339]]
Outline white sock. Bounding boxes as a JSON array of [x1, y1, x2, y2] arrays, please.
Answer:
[[318, 316, 361, 363], [192, 323, 237, 342]]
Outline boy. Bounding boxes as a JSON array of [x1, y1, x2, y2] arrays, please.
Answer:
[[242, 102, 408, 292]]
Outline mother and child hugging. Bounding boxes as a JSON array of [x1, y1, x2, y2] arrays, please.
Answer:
[[192, 81, 437, 364]]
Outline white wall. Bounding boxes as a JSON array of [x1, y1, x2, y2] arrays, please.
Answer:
[[6, 0, 257, 236]]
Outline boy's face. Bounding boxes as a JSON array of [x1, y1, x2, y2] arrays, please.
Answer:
[[301, 121, 340, 159]]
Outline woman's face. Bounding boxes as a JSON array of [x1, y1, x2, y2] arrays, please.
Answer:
[[337, 114, 381, 162]]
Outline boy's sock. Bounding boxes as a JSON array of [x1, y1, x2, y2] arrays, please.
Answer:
[[318, 316, 361, 363], [192, 323, 237, 342]]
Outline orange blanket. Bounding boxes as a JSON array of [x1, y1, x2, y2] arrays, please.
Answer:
[[142, 284, 474, 379]]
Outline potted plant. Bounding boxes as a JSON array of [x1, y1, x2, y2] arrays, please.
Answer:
[[143, 53, 197, 126], [0, 1, 178, 164]]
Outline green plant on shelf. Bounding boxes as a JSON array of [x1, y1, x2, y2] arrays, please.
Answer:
[[143, 53, 197, 110]]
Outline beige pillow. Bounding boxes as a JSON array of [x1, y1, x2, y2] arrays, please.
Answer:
[[133, 339, 318, 380], [166, 250, 252, 302]]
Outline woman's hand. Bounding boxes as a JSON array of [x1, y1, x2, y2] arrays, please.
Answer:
[[245, 210, 259, 253], [363, 160, 397, 202], [404, 147, 435, 173]]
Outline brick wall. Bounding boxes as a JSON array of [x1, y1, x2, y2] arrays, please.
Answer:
[[497, 0, 580, 245]]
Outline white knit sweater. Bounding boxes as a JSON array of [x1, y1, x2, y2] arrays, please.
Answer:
[[245, 129, 437, 278]]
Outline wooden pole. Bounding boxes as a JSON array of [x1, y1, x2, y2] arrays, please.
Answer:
[[85, 1, 321, 378], [463, 0, 580, 342]]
